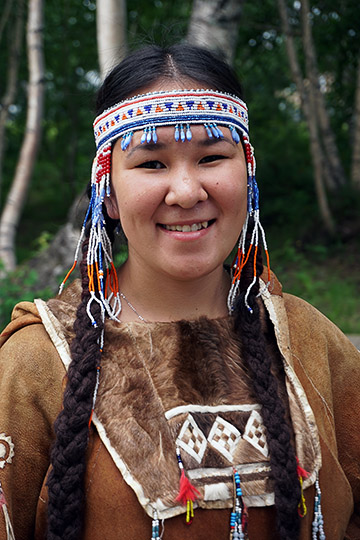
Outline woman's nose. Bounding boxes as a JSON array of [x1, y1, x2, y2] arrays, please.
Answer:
[[164, 169, 208, 208]]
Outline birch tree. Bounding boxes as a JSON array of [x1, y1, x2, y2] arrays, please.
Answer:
[[97, 0, 127, 80], [300, 0, 345, 190], [0, 0, 25, 196], [187, 0, 244, 65], [0, 0, 45, 271], [277, 0, 335, 233]]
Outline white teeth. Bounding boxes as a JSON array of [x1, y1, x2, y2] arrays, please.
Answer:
[[163, 221, 210, 232]]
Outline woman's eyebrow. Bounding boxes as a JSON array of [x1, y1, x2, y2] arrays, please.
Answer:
[[126, 142, 166, 158], [198, 136, 235, 147]]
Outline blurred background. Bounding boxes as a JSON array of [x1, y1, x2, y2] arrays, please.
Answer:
[[0, 0, 359, 334]]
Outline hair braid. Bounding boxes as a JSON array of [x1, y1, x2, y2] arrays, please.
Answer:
[[234, 237, 301, 540], [47, 236, 103, 540]]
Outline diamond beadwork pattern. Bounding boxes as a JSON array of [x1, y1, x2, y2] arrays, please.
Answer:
[[243, 410, 269, 457], [207, 416, 241, 462], [176, 414, 207, 464]]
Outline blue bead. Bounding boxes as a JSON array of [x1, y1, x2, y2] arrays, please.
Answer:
[[231, 126, 240, 144], [141, 129, 147, 144], [174, 124, 180, 141], [180, 124, 185, 142], [217, 125, 224, 138], [210, 123, 220, 138], [152, 127, 157, 144], [186, 124, 192, 140], [204, 123, 213, 138]]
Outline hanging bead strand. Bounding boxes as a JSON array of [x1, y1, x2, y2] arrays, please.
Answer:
[[312, 475, 325, 539], [230, 468, 247, 540]]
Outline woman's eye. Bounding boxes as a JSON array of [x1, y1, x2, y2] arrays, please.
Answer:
[[199, 155, 226, 164], [136, 160, 165, 169]]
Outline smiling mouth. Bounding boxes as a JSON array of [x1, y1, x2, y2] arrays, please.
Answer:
[[161, 220, 215, 232]]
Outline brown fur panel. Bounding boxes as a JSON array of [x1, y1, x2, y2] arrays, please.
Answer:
[[45, 284, 316, 516]]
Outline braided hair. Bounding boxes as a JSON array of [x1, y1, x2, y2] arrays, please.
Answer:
[[234, 221, 301, 539], [47, 44, 300, 539]]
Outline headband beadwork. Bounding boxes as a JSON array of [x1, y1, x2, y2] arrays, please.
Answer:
[[93, 89, 249, 151]]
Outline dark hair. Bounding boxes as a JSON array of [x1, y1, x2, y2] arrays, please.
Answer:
[[95, 43, 244, 115], [47, 44, 300, 540]]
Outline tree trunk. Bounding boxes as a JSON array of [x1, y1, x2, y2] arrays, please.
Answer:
[[96, 0, 127, 80], [277, 0, 335, 234], [0, 0, 45, 271], [300, 0, 346, 190], [305, 80, 335, 233], [0, 0, 14, 45], [187, 0, 244, 65], [0, 0, 25, 198], [351, 56, 360, 189]]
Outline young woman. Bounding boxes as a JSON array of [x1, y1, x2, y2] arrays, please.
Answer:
[[0, 44, 359, 540]]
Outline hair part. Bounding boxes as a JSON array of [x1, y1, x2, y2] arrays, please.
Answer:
[[96, 43, 244, 115]]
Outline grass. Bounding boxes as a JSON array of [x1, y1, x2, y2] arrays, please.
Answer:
[[270, 241, 360, 334]]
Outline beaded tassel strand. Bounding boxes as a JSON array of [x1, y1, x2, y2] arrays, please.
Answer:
[[312, 475, 325, 539], [227, 136, 270, 314], [230, 469, 247, 540], [151, 510, 161, 540], [296, 457, 308, 518], [175, 447, 200, 524]]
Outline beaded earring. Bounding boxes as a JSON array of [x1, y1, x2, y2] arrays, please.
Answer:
[[227, 135, 271, 314]]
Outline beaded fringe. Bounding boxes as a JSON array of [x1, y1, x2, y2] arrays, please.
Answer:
[[149, 470, 325, 540], [230, 468, 248, 540], [312, 475, 326, 539], [227, 136, 271, 314]]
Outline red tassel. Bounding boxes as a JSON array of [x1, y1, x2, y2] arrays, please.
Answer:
[[296, 457, 309, 479], [175, 470, 200, 505]]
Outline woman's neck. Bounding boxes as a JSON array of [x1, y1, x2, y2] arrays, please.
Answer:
[[117, 260, 230, 322]]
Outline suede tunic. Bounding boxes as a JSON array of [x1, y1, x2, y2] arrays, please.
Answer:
[[0, 275, 359, 540]]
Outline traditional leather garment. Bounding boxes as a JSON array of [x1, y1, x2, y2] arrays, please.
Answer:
[[0, 274, 359, 539]]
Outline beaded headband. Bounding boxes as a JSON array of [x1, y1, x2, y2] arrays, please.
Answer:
[[60, 89, 270, 328], [93, 89, 248, 151]]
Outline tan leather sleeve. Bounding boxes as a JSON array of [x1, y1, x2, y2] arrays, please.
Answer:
[[284, 293, 360, 538], [0, 323, 65, 540], [323, 313, 360, 538]]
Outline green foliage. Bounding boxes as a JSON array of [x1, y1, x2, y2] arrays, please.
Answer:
[[270, 240, 360, 334], [0, 265, 53, 331]]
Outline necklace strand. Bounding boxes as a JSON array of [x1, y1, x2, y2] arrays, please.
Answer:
[[120, 292, 147, 322]]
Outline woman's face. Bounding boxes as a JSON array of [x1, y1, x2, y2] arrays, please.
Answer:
[[106, 82, 248, 283]]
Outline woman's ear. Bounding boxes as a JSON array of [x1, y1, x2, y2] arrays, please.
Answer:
[[104, 192, 120, 220]]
